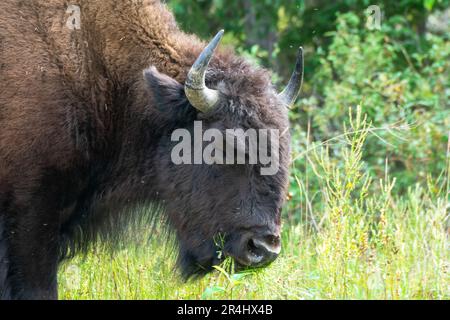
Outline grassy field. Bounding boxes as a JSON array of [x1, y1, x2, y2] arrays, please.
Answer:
[[58, 109, 449, 300]]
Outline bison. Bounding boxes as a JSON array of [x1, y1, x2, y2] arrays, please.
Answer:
[[0, 0, 303, 299]]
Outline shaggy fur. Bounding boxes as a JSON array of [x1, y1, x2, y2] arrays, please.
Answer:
[[0, 216, 11, 299], [0, 0, 291, 299]]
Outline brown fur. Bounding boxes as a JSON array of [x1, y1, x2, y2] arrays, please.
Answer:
[[0, 0, 290, 299]]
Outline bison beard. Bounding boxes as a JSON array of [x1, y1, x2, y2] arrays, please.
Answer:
[[0, 0, 302, 299]]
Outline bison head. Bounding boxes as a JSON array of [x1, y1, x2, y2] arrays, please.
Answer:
[[143, 30, 303, 278]]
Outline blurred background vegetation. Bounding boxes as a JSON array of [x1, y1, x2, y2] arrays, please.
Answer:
[[169, 0, 450, 223]]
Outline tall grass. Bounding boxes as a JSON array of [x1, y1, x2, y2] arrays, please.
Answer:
[[58, 107, 449, 300]]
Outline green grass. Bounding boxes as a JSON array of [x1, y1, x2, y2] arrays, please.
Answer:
[[58, 108, 449, 300]]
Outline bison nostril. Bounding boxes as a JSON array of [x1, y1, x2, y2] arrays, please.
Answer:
[[247, 238, 258, 252], [244, 238, 265, 265], [252, 236, 281, 256], [264, 234, 281, 247], [246, 238, 261, 257], [243, 235, 281, 267]]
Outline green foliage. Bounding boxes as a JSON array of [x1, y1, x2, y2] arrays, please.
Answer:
[[292, 12, 449, 197]]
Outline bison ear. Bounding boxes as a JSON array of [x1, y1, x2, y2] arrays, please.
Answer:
[[143, 66, 187, 108]]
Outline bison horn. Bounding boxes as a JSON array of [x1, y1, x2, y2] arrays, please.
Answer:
[[184, 30, 224, 113], [279, 47, 304, 108]]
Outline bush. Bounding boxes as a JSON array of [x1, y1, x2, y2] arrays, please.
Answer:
[[288, 12, 449, 220]]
